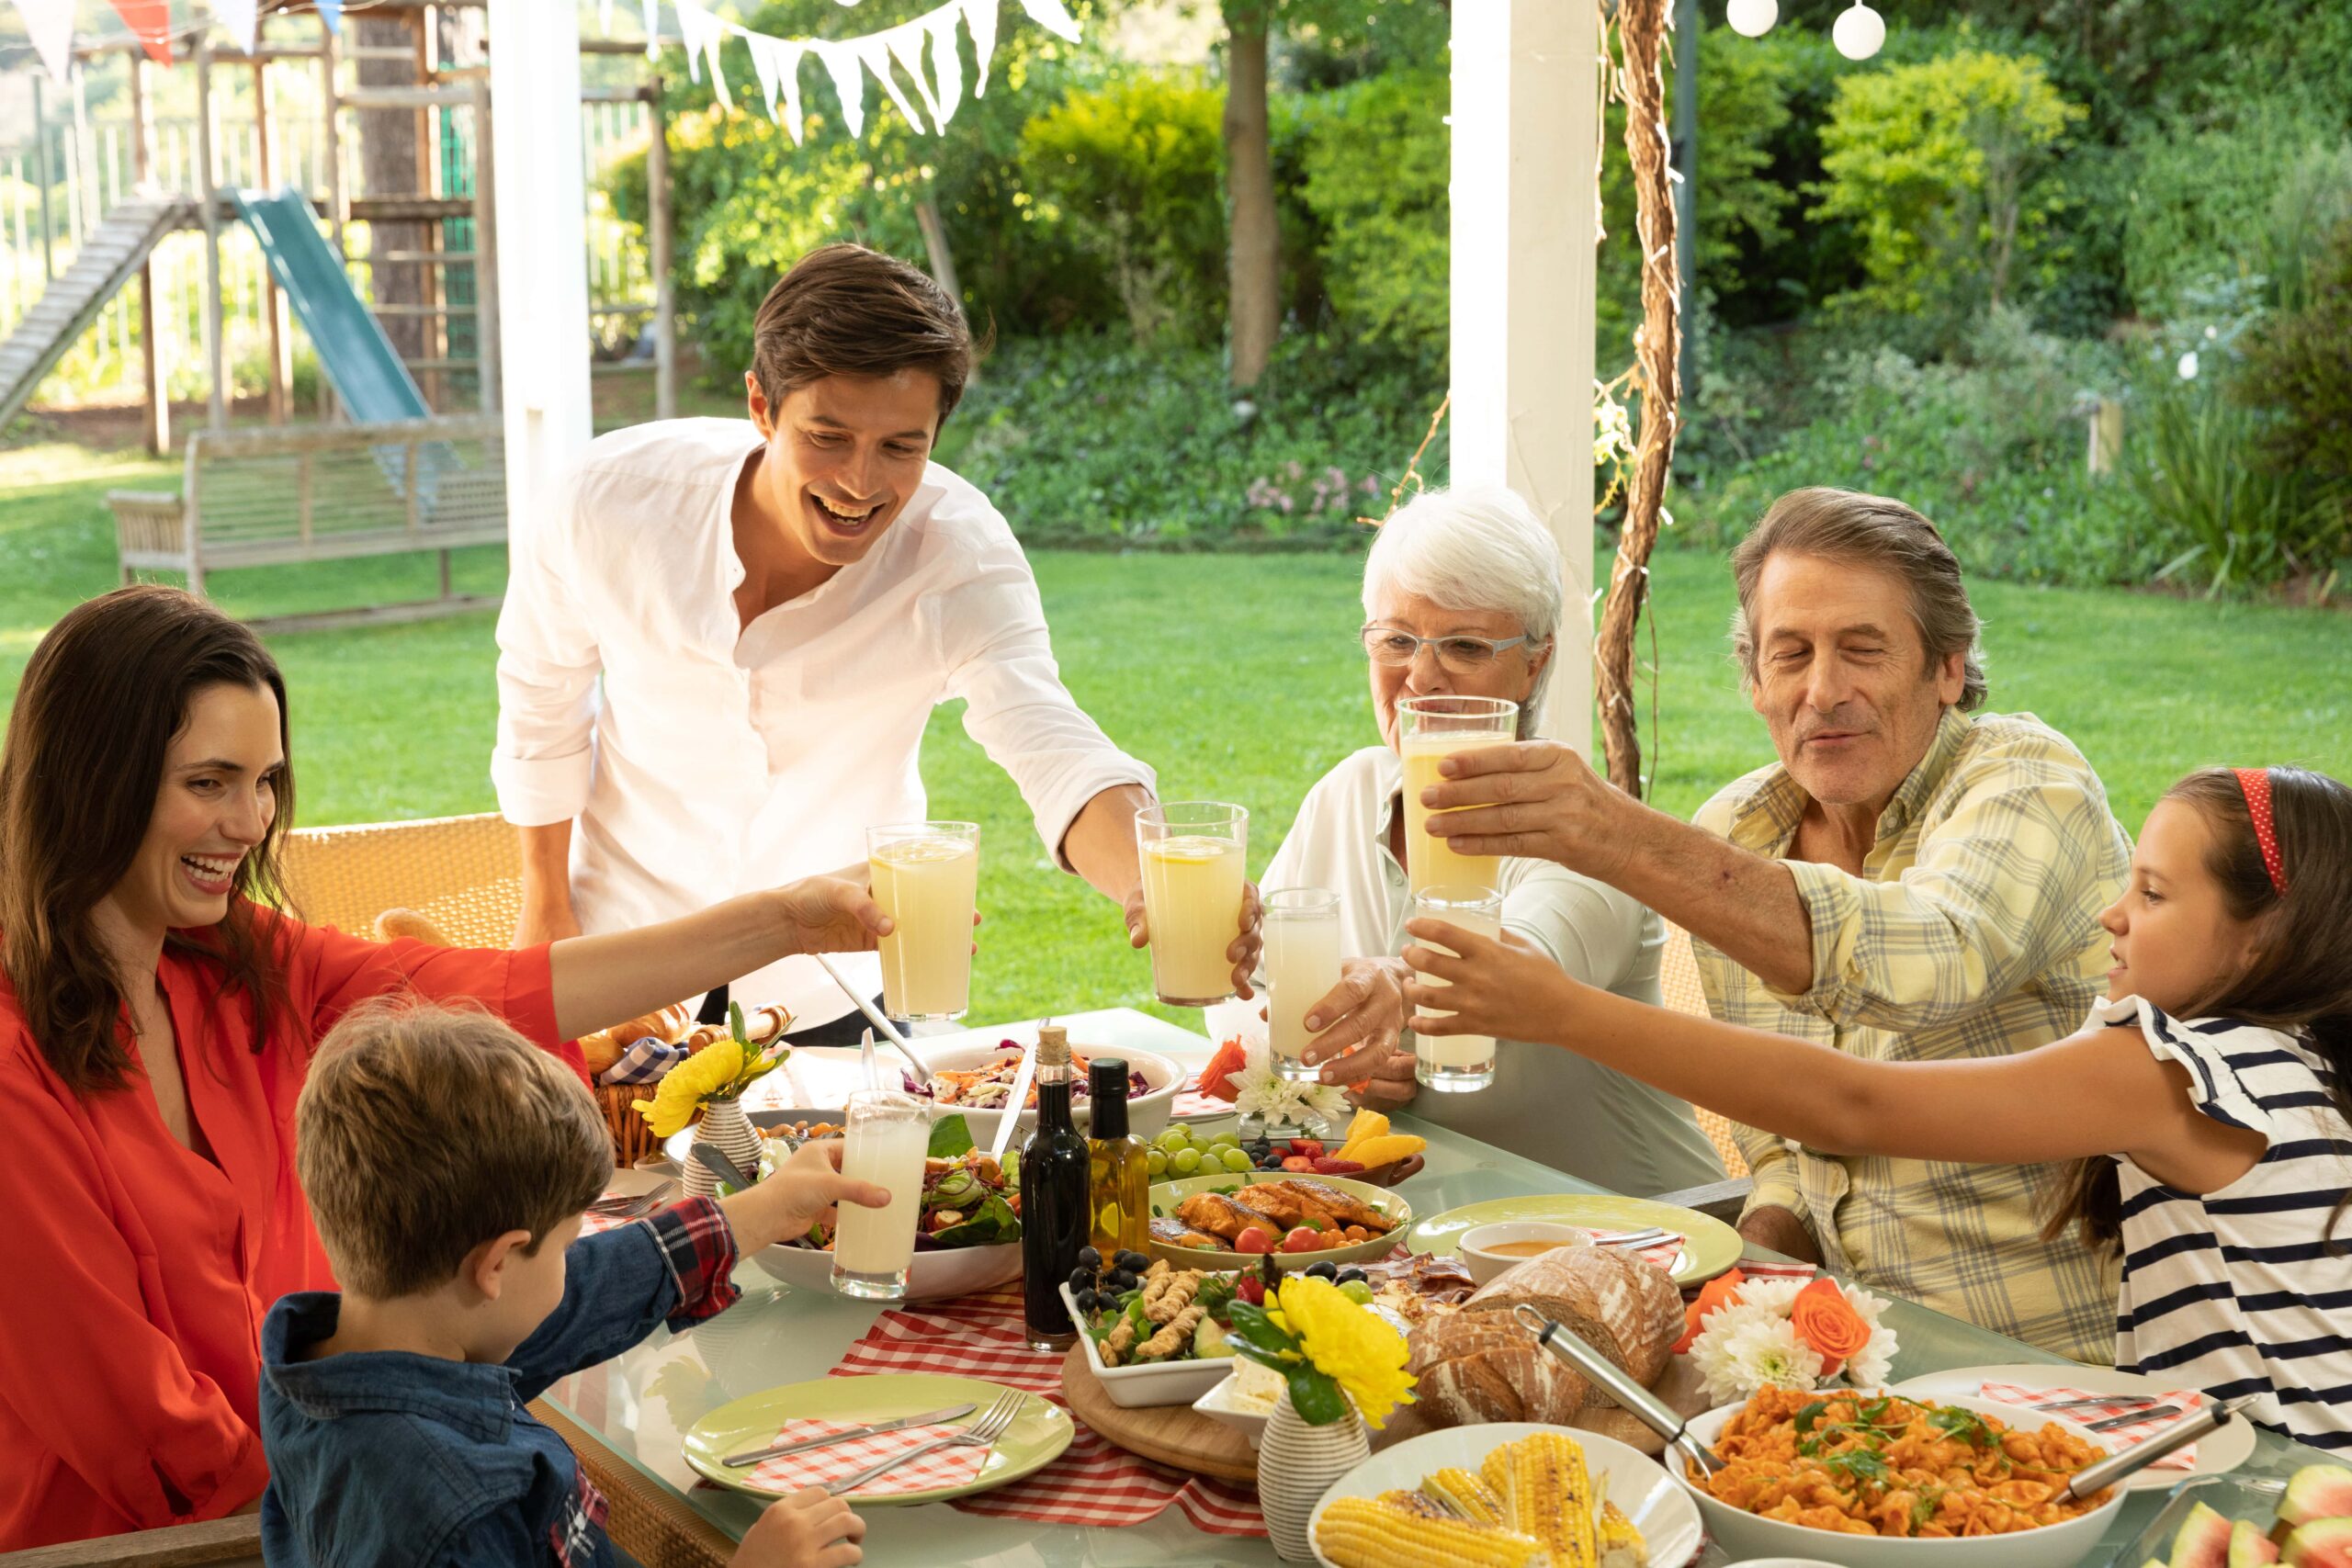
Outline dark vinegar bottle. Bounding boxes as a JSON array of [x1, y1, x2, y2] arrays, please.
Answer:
[[1020, 1024, 1093, 1349]]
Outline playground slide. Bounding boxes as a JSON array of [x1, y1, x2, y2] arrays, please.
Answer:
[[232, 187, 433, 425]]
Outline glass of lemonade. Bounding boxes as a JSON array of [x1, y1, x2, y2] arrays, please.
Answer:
[[831, 1088, 933, 1300], [1136, 802, 1249, 1008], [1410, 884, 1504, 1094], [868, 821, 980, 1022], [1264, 887, 1341, 1082], [1397, 695, 1519, 897]]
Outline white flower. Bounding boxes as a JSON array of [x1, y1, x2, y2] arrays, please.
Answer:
[[1735, 1277, 1810, 1315], [1842, 1286, 1900, 1388], [1695, 1313, 1825, 1404], [1228, 1035, 1350, 1127], [2177, 350, 2200, 381]]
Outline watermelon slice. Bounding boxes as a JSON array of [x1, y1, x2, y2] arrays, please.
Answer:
[[2281, 1467, 2352, 1532], [2237, 1519, 2283, 1567], [1195, 1036, 1250, 1101], [2175, 1503, 2235, 1568], [2285, 1519, 2352, 1568]]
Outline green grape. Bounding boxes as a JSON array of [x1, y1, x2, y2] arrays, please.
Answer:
[[1218, 1146, 1255, 1173], [1147, 1148, 1169, 1178], [1170, 1146, 1204, 1177], [1339, 1280, 1375, 1305], [1209, 1131, 1243, 1149], [1155, 1129, 1192, 1154]]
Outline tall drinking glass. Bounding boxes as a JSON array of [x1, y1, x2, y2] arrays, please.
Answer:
[[1136, 802, 1249, 1008], [1398, 695, 1519, 897], [868, 821, 979, 1022], [831, 1088, 933, 1300], [1264, 887, 1342, 1082], [1411, 885, 1503, 1094]]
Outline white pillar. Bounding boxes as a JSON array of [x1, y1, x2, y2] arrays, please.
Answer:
[[1450, 0, 1599, 757], [488, 0, 595, 536]]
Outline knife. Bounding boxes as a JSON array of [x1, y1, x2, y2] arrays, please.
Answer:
[[722, 1402, 979, 1467], [989, 1032, 1042, 1162]]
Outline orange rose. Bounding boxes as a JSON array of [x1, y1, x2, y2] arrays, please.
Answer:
[[1670, 1267, 1747, 1355], [1790, 1277, 1872, 1377]]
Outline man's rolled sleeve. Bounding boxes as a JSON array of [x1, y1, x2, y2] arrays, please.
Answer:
[[1736, 1137, 1809, 1226], [490, 746, 595, 829], [1768, 858, 1870, 1019]]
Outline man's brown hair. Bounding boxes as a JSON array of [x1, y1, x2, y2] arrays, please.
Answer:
[[752, 243, 976, 424], [298, 1000, 612, 1298], [1727, 487, 1989, 711]]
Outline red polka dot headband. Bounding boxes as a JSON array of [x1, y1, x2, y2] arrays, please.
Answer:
[[2233, 767, 2289, 897]]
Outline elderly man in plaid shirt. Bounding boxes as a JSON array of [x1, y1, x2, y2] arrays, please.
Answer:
[[1418, 487, 2131, 1361]]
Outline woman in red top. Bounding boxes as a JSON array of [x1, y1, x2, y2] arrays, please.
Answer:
[[0, 587, 896, 1549]]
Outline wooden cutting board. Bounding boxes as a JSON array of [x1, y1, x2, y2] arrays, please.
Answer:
[[1058, 1345, 1260, 1483]]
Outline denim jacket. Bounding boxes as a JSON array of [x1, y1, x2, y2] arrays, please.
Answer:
[[258, 1199, 741, 1568]]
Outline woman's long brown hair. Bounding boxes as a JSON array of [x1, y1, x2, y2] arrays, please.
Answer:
[[0, 586, 298, 1097], [2050, 765, 2352, 1250]]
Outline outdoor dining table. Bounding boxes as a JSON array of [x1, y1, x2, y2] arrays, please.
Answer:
[[537, 1008, 2333, 1568]]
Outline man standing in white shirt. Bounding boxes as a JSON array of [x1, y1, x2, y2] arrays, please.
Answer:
[[492, 243, 1258, 1038]]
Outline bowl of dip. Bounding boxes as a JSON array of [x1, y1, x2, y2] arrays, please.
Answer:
[[1458, 1221, 1593, 1286]]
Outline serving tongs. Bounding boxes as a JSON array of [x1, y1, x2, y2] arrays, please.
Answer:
[[2056, 1393, 2259, 1501], [1514, 1303, 1724, 1480], [813, 953, 933, 1091]]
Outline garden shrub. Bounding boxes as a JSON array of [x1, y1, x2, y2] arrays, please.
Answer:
[[1292, 70, 1447, 360], [2238, 217, 2352, 551]]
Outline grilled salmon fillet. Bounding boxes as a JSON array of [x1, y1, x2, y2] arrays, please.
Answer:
[[1173, 1191, 1266, 1241]]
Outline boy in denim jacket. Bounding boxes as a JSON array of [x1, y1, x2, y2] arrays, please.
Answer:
[[259, 1000, 879, 1567]]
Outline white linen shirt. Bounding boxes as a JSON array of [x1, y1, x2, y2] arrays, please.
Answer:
[[1253, 745, 1726, 1196], [492, 418, 1155, 1026]]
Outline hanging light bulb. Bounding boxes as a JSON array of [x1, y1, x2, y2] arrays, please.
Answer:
[[1726, 0, 1778, 38], [1833, 2, 1886, 59]]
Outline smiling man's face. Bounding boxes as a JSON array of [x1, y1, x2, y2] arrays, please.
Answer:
[[1747, 551, 1965, 812], [743, 369, 941, 572]]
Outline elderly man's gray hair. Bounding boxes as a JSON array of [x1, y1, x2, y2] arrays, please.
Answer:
[[1361, 485, 1565, 737]]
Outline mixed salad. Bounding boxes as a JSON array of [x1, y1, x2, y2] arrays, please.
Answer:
[[760, 1112, 1023, 1252], [909, 1040, 1152, 1111], [1073, 1254, 1385, 1368]]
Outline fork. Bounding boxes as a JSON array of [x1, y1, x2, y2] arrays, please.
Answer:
[[587, 1179, 680, 1222], [820, 1389, 1026, 1496]]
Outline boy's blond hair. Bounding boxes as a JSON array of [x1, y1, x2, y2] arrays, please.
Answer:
[[298, 998, 613, 1298]]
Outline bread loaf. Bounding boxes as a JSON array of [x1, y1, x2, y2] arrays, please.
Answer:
[[373, 908, 451, 946], [579, 1001, 695, 1076], [1405, 1314, 1591, 1427], [1459, 1244, 1683, 1404]]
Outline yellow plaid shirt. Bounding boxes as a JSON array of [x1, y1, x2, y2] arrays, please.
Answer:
[[1691, 707, 2132, 1363]]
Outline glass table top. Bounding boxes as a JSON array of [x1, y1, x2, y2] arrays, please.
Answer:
[[545, 1010, 2325, 1567]]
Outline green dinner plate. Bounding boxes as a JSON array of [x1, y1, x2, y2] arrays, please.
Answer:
[[682, 1374, 1073, 1506], [1406, 1194, 1742, 1287], [1147, 1169, 1410, 1269]]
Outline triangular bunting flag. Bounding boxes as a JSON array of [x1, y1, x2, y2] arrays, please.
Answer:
[[885, 21, 944, 130], [213, 0, 259, 53], [314, 0, 342, 35], [104, 0, 175, 62], [1013, 0, 1079, 44], [748, 34, 808, 144], [853, 32, 923, 133], [923, 6, 963, 127], [963, 0, 998, 96], [13, 0, 74, 79], [810, 39, 865, 140], [673, 0, 732, 108], [641, 0, 661, 61]]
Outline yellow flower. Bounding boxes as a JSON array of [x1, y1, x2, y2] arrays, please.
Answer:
[[1274, 1276, 1417, 1428], [632, 1041, 746, 1138]]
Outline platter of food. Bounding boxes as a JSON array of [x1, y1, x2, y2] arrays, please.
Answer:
[[1407, 1193, 1742, 1288], [2117, 1464, 2352, 1568], [1307, 1424, 1702, 1568], [1674, 1387, 2124, 1567], [1887, 1362, 2256, 1487], [1146, 1169, 1409, 1269], [1058, 1257, 1244, 1408]]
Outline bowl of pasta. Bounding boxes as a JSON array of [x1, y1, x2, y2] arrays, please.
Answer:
[[1672, 1387, 2125, 1568]]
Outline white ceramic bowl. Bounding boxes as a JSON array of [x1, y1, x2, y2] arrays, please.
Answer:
[[1307, 1422, 1703, 1568], [748, 1236, 1022, 1301], [1458, 1220, 1593, 1286], [1191, 1361, 1286, 1448], [1673, 1394, 2126, 1568], [1058, 1282, 1237, 1408], [914, 1040, 1183, 1146]]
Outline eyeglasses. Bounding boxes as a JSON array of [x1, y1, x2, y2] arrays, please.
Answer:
[[1359, 626, 1532, 673]]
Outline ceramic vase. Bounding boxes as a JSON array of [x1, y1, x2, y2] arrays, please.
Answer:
[[1257, 1387, 1368, 1562], [684, 1097, 763, 1200]]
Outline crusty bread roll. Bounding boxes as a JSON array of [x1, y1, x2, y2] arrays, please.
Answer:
[[1458, 1243, 1683, 1405], [579, 1001, 695, 1076], [679, 1003, 793, 1054], [373, 908, 451, 946], [1405, 1314, 1591, 1427]]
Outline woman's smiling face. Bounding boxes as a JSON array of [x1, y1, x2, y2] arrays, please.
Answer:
[[106, 682, 286, 937]]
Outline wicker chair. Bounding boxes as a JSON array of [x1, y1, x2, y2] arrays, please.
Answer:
[[1660, 921, 1749, 1180], [277, 810, 522, 949]]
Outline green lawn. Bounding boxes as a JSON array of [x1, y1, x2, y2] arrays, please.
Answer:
[[6, 434, 2351, 1026]]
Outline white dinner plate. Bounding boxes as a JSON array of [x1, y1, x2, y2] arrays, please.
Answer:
[[1887, 1362, 2254, 1488], [1306, 1423, 1704, 1568]]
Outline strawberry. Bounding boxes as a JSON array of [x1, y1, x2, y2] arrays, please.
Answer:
[[1281, 1155, 1317, 1173], [1289, 1139, 1325, 1159]]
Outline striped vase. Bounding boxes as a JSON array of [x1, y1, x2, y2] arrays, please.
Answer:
[[683, 1097, 764, 1201], [1258, 1388, 1368, 1562]]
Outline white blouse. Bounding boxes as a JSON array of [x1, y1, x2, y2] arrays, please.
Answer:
[[1250, 745, 1725, 1195], [492, 418, 1156, 1026]]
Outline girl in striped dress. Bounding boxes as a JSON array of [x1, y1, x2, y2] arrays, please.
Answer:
[[1400, 765, 2352, 1447]]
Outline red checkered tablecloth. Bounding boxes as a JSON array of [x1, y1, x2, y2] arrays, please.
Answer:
[[828, 1286, 1266, 1536], [736, 1418, 989, 1496], [1981, 1381, 2207, 1470]]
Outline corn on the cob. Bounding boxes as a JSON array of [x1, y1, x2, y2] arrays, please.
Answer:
[[1423, 1467, 1507, 1528], [1375, 1488, 1451, 1520], [1494, 1432, 1597, 1568], [1316, 1497, 1544, 1568], [1595, 1497, 1646, 1568]]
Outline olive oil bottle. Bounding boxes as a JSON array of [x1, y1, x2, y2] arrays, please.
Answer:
[[1019, 1025, 1093, 1349], [1087, 1057, 1150, 1258]]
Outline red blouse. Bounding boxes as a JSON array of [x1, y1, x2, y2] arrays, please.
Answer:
[[0, 910, 578, 1549]]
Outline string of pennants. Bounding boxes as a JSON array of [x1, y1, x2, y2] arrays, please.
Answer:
[[6, 0, 344, 75], [658, 0, 1082, 143]]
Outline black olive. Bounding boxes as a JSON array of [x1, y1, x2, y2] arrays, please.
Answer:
[[1306, 1261, 1339, 1281], [1077, 1246, 1102, 1270], [1069, 1266, 1095, 1290], [1114, 1250, 1151, 1272], [1074, 1288, 1099, 1315], [1336, 1269, 1368, 1286], [1106, 1269, 1139, 1293]]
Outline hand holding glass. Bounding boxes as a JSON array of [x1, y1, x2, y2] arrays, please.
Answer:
[[1399, 696, 1518, 896], [1264, 887, 1341, 1081], [1136, 802, 1249, 1007], [830, 1089, 933, 1299], [1410, 886, 1503, 1093], [868, 821, 979, 1021]]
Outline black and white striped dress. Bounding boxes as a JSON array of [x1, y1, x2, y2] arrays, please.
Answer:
[[2103, 997, 2352, 1449]]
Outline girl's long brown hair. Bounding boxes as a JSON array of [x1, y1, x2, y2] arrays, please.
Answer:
[[0, 586, 298, 1096], [2051, 765, 2352, 1249]]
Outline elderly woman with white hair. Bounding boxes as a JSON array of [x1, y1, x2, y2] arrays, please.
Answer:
[[1259, 485, 1724, 1194]]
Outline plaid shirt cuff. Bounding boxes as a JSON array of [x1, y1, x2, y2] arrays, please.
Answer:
[[1771, 859, 1866, 1020], [639, 1196, 741, 1325]]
